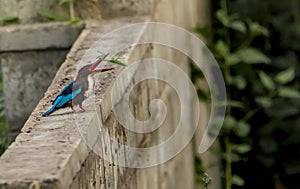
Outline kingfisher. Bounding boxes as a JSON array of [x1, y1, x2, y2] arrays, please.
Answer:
[[42, 54, 113, 117]]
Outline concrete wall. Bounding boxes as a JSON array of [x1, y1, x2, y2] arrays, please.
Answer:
[[1, 50, 66, 141], [0, 0, 221, 188]]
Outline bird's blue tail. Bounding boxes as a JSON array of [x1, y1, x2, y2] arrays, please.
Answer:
[[42, 107, 55, 117]]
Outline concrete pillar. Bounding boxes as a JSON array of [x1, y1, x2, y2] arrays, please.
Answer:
[[0, 22, 83, 141]]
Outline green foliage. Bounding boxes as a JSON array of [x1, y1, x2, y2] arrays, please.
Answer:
[[274, 68, 295, 85], [0, 119, 8, 156], [231, 175, 244, 186], [38, 0, 81, 25], [195, 0, 271, 186], [68, 18, 81, 25], [0, 68, 7, 156], [107, 59, 128, 67], [192, 0, 300, 188], [226, 2, 300, 186], [195, 157, 212, 189], [237, 48, 270, 64], [59, 0, 77, 24], [258, 71, 275, 91], [38, 10, 67, 21], [97, 52, 128, 67], [0, 16, 19, 26]]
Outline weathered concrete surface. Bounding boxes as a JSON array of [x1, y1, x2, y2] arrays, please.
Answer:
[[1, 51, 67, 141], [99, 0, 152, 18], [0, 22, 83, 141]]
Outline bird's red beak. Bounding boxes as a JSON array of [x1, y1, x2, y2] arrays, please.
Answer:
[[91, 67, 114, 72], [89, 53, 110, 72]]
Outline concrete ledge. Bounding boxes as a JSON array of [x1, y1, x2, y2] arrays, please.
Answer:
[[0, 22, 84, 52]]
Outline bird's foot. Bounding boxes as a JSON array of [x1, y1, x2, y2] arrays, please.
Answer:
[[71, 107, 77, 113], [79, 105, 86, 113], [71, 106, 87, 113]]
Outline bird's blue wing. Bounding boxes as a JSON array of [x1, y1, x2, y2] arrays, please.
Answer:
[[42, 81, 82, 117], [60, 81, 76, 95], [55, 86, 82, 108], [52, 81, 82, 108], [52, 81, 75, 104]]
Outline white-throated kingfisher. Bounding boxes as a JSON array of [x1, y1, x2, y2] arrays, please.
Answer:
[[42, 54, 113, 117]]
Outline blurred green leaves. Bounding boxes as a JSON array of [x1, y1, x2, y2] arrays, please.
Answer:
[[215, 40, 230, 57], [0, 121, 8, 156], [275, 68, 295, 84], [255, 96, 272, 108], [38, 10, 67, 21], [193, 0, 289, 187], [237, 48, 270, 64], [258, 71, 275, 91], [194, 0, 300, 187], [232, 175, 245, 186], [278, 87, 300, 98], [222, 116, 251, 137], [38, 0, 80, 25], [248, 21, 269, 37], [0, 68, 7, 156], [216, 9, 246, 33], [0, 16, 19, 26]]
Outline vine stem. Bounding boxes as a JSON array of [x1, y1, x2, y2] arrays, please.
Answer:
[[221, 0, 231, 48], [241, 108, 260, 122], [69, 0, 75, 21], [220, 0, 233, 188], [225, 136, 232, 189]]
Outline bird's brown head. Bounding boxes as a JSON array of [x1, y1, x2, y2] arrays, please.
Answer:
[[77, 53, 114, 79]]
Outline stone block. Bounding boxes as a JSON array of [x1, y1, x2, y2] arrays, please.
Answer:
[[0, 22, 84, 52]]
